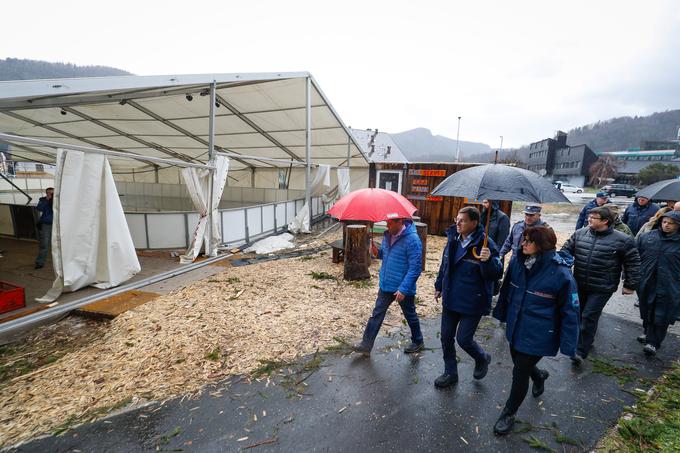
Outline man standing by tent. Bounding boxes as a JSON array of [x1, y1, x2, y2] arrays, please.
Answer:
[[499, 204, 549, 262], [352, 217, 424, 355], [636, 211, 680, 356], [576, 192, 609, 230], [623, 196, 660, 236], [561, 206, 640, 365], [433, 206, 503, 387], [34, 187, 54, 269]]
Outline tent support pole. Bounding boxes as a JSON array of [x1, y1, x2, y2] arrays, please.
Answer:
[[207, 81, 217, 256], [305, 76, 312, 230]]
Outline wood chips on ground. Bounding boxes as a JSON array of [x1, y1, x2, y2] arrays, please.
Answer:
[[0, 232, 448, 447]]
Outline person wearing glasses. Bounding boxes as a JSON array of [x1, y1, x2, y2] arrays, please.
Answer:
[[499, 204, 550, 263], [492, 226, 579, 435], [433, 207, 503, 388], [561, 206, 640, 366]]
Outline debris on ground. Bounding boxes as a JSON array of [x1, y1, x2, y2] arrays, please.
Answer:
[[244, 233, 296, 255]]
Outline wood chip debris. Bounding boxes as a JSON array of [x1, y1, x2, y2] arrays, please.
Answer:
[[0, 232, 448, 448]]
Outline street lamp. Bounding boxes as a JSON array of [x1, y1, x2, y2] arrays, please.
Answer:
[[455, 116, 462, 162]]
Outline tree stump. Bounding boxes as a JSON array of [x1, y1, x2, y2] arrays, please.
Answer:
[[344, 225, 371, 281], [415, 221, 428, 271]]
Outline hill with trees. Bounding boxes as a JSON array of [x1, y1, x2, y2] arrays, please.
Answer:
[[0, 58, 131, 81]]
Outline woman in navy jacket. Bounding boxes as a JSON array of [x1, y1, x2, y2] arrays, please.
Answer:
[[492, 226, 580, 435]]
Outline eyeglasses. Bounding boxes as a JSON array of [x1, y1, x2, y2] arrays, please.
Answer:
[[588, 215, 602, 220], [521, 238, 534, 244]]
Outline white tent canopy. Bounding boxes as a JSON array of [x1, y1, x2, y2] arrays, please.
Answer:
[[0, 72, 368, 172]]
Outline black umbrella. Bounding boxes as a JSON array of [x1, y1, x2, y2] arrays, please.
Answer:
[[431, 162, 569, 258], [634, 178, 680, 202]]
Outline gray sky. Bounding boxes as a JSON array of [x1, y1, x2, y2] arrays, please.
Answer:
[[3, 0, 679, 148]]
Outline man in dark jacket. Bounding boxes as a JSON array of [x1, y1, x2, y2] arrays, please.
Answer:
[[575, 192, 608, 230], [35, 187, 54, 269], [353, 218, 423, 355], [499, 204, 550, 262], [481, 200, 510, 247], [623, 196, 660, 236], [434, 206, 503, 387], [561, 206, 641, 365], [636, 211, 680, 356]]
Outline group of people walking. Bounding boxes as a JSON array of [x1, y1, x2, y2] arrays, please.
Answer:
[[351, 193, 680, 435]]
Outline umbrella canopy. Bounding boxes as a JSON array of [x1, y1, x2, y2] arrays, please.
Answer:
[[635, 178, 680, 201], [327, 188, 417, 222], [430, 164, 569, 203]]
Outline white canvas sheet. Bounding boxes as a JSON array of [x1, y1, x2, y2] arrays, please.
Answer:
[[37, 148, 140, 303], [180, 155, 229, 263], [288, 165, 331, 234]]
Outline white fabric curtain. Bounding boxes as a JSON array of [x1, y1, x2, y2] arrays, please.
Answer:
[[37, 149, 140, 303], [337, 167, 351, 198], [288, 164, 331, 234], [180, 155, 229, 263]]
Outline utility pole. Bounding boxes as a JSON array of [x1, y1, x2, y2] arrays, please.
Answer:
[[455, 116, 462, 162]]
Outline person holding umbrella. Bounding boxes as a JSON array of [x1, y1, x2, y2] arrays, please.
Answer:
[[433, 206, 503, 387], [351, 216, 424, 355], [636, 211, 680, 356], [492, 226, 579, 435]]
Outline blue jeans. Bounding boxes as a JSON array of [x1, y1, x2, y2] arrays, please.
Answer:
[[361, 289, 423, 350], [441, 309, 486, 375], [35, 222, 52, 267]]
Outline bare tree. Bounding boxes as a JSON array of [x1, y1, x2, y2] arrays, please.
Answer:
[[589, 155, 620, 186]]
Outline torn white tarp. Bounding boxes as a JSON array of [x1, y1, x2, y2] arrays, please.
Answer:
[[37, 149, 140, 303], [244, 232, 295, 254], [337, 167, 351, 198], [288, 165, 331, 234], [180, 155, 229, 263]]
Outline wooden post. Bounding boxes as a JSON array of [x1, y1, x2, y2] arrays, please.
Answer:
[[344, 224, 371, 281], [415, 221, 428, 272]]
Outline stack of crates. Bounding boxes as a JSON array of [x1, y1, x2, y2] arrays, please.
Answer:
[[0, 281, 26, 314]]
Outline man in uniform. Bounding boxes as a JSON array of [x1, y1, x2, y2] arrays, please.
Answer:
[[499, 204, 550, 262]]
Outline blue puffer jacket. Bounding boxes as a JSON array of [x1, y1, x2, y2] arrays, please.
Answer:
[[36, 196, 53, 224], [493, 250, 580, 357], [576, 198, 599, 230], [377, 221, 422, 296], [435, 224, 503, 316], [623, 200, 660, 236]]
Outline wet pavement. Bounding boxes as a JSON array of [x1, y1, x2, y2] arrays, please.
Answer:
[[15, 311, 679, 452]]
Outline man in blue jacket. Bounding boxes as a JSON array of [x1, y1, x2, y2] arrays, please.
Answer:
[[575, 192, 609, 230], [352, 217, 424, 355], [434, 206, 504, 387], [35, 187, 54, 269], [623, 196, 660, 236]]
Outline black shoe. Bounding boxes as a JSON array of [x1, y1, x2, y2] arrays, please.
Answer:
[[570, 354, 584, 367], [493, 409, 515, 435], [531, 370, 549, 398], [637, 334, 647, 344], [643, 344, 657, 356], [404, 342, 424, 354], [34, 263, 44, 269], [434, 373, 458, 388], [473, 353, 491, 380], [351, 343, 371, 355]]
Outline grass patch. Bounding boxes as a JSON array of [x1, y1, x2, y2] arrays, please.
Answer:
[[599, 362, 680, 452], [299, 255, 315, 261], [591, 357, 638, 384], [225, 276, 241, 284], [522, 435, 555, 452], [347, 279, 371, 289], [204, 347, 221, 361], [309, 271, 337, 281], [251, 359, 292, 378]]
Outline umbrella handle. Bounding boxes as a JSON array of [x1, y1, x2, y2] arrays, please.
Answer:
[[472, 201, 492, 260]]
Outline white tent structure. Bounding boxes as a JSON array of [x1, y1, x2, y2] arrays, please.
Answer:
[[0, 73, 368, 335]]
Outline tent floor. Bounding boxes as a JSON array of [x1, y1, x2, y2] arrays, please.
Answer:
[[0, 237, 224, 322]]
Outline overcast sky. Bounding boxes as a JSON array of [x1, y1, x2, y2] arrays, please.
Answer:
[[3, 0, 679, 148]]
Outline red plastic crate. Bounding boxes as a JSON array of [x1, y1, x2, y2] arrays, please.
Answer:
[[0, 281, 26, 314]]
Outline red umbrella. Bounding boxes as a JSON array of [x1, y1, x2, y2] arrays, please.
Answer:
[[327, 188, 417, 222]]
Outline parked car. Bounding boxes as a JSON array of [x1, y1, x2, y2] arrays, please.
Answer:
[[560, 183, 584, 193], [600, 183, 638, 197]]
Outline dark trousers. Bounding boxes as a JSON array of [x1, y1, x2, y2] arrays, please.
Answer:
[[441, 309, 485, 375], [361, 289, 423, 350], [644, 298, 671, 349], [504, 348, 543, 415], [577, 289, 614, 358], [35, 222, 52, 267]]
